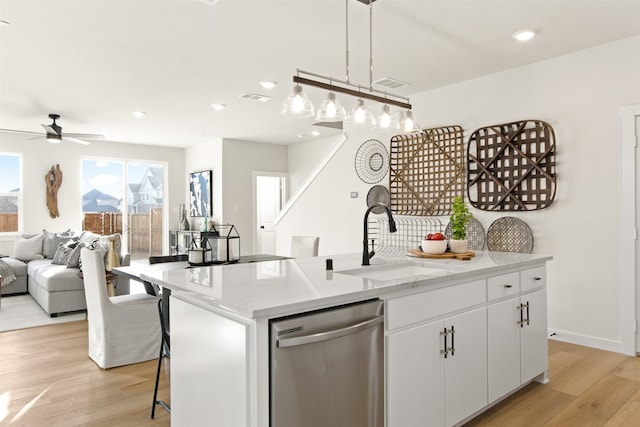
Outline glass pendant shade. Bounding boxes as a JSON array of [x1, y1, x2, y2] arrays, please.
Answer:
[[281, 84, 314, 118], [316, 92, 347, 122], [376, 104, 399, 130], [349, 98, 375, 127], [399, 109, 421, 133]]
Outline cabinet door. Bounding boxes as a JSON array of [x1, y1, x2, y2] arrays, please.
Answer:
[[487, 298, 521, 403], [445, 307, 488, 427], [387, 321, 445, 427], [521, 289, 548, 382]]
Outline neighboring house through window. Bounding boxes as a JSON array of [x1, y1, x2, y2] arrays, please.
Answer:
[[82, 159, 165, 260]]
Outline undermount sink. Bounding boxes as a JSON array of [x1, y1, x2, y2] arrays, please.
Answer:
[[335, 261, 447, 282]]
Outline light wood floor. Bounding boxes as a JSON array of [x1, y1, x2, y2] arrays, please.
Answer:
[[2, 321, 640, 426], [0, 320, 170, 426]]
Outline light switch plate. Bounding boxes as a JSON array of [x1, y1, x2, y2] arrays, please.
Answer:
[[350, 192, 358, 198]]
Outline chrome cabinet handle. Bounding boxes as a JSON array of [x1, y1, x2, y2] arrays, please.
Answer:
[[449, 325, 455, 356], [276, 315, 383, 348], [440, 328, 449, 358], [517, 303, 525, 327], [525, 302, 530, 325]]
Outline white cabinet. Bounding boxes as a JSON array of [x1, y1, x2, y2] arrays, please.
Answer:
[[487, 267, 548, 403], [387, 263, 548, 426], [520, 289, 548, 382], [387, 319, 445, 427], [387, 307, 487, 427]]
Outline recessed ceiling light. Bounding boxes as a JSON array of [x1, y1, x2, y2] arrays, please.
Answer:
[[513, 30, 535, 41], [260, 81, 277, 89], [132, 111, 146, 118], [311, 131, 320, 136], [0, 20, 10, 27], [211, 103, 226, 111]]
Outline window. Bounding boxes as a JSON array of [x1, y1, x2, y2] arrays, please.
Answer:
[[0, 153, 21, 233], [82, 159, 165, 260]]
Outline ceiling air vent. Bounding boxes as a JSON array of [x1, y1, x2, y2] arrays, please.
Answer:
[[239, 93, 273, 102], [373, 77, 409, 89]]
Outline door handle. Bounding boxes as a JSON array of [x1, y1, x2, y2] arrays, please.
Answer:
[[260, 225, 265, 229], [276, 315, 383, 348]]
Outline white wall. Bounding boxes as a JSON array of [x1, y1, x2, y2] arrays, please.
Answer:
[[276, 126, 399, 257], [0, 132, 185, 255], [276, 35, 640, 349], [184, 137, 223, 227], [288, 135, 336, 195], [221, 139, 288, 256]]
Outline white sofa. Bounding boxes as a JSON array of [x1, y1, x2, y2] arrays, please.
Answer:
[[1, 231, 130, 317]]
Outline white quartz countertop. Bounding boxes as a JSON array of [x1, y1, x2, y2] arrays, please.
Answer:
[[141, 250, 552, 319]]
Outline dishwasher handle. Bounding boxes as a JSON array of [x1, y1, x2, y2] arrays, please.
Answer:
[[276, 315, 384, 348]]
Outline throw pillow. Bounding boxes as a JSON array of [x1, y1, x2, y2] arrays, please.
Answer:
[[42, 229, 74, 259], [13, 233, 44, 261], [66, 242, 86, 269], [52, 241, 74, 265]]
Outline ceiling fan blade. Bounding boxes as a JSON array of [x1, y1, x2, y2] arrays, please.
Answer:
[[64, 132, 105, 140], [63, 136, 91, 145], [0, 128, 42, 136], [41, 124, 59, 134]]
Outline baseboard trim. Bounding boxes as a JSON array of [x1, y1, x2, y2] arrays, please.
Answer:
[[548, 329, 625, 354]]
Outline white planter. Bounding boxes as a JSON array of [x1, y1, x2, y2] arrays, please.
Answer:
[[449, 239, 469, 254]]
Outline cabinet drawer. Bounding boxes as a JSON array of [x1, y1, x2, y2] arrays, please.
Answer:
[[386, 280, 486, 331], [521, 266, 546, 292], [487, 272, 520, 301]]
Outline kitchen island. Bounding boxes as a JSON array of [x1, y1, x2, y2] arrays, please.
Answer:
[[142, 249, 552, 427]]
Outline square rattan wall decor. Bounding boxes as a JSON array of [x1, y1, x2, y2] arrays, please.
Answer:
[[389, 125, 465, 216], [467, 119, 556, 211]]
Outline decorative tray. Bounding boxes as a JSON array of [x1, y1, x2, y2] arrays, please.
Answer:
[[406, 249, 476, 261]]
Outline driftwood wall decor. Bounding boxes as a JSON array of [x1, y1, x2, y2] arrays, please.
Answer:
[[45, 164, 63, 218], [389, 126, 465, 215], [467, 120, 556, 211]]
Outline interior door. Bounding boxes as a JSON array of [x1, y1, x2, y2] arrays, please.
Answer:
[[256, 175, 284, 254]]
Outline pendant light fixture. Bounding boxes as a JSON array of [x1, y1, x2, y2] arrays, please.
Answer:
[[350, 98, 375, 126], [399, 109, 420, 133], [281, 0, 421, 133], [376, 104, 399, 130], [281, 84, 314, 118], [316, 91, 347, 122]]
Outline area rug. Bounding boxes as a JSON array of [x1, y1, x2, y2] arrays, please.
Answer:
[[0, 295, 86, 332]]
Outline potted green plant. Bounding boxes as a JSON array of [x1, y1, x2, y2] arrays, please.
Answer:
[[449, 196, 473, 253]]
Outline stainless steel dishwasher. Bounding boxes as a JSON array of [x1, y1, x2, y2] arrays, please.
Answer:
[[270, 299, 384, 427]]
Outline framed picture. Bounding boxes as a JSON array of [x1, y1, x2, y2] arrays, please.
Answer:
[[189, 170, 212, 217]]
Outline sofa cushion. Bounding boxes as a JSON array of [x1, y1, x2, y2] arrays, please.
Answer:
[[42, 229, 73, 259], [14, 233, 44, 261], [1, 257, 27, 278], [31, 261, 84, 292]]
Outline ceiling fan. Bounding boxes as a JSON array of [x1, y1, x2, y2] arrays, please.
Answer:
[[0, 113, 105, 145]]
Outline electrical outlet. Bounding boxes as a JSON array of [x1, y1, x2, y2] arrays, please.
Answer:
[[350, 192, 358, 198]]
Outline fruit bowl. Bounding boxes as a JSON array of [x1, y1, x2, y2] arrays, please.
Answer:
[[420, 239, 447, 255]]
